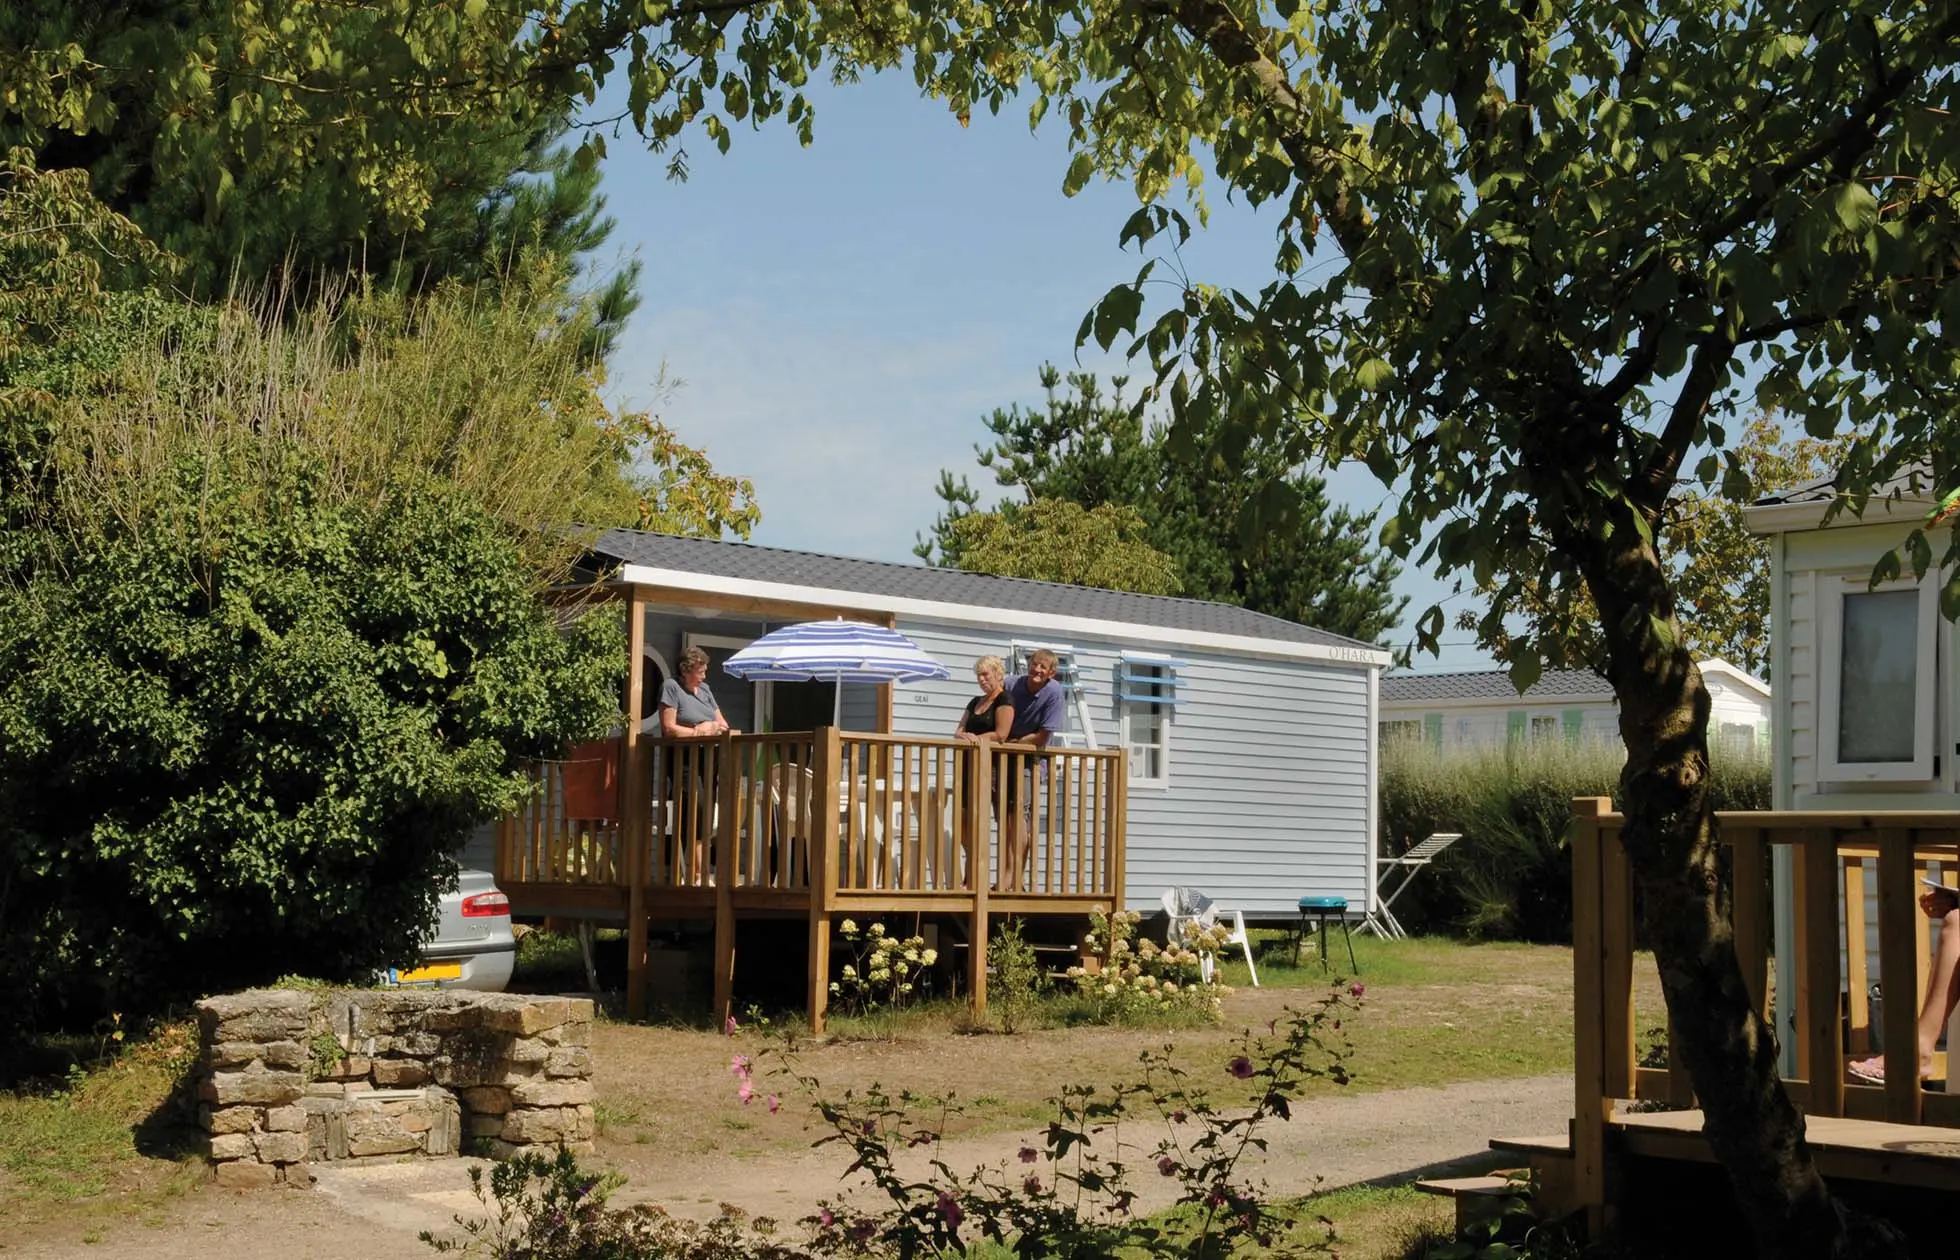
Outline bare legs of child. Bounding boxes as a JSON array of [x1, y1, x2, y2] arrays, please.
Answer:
[[1848, 888, 1960, 1085]]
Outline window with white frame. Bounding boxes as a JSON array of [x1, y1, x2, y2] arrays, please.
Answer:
[[1117, 655, 1179, 785], [1530, 714, 1559, 742], [1817, 569, 1939, 782], [1718, 722, 1757, 760]]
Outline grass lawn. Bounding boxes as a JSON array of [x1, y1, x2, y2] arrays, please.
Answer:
[[0, 1020, 206, 1238], [0, 934, 1650, 1251], [586, 934, 1651, 1163]]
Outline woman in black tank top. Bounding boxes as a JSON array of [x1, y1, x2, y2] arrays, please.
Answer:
[[953, 655, 1015, 743]]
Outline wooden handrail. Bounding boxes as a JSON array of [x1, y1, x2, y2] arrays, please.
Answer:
[[1571, 798, 1960, 1224]]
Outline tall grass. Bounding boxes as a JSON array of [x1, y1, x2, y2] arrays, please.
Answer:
[[1380, 737, 1772, 941], [45, 264, 667, 581]]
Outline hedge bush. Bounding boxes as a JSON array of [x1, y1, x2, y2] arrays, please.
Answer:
[[1379, 737, 1772, 942]]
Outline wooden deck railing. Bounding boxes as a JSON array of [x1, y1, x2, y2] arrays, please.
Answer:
[[497, 759, 627, 886], [496, 729, 1127, 905], [1571, 798, 1960, 1214]]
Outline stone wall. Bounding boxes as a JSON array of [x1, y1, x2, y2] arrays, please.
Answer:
[[195, 989, 595, 1188]]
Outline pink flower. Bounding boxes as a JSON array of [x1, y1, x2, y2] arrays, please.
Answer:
[[1157, 1155, 1178, 1177], [1023, 1176, 1042, 1195], [767, 1094, 781, 1114], [1113, 1190, 1135, 1215], [1170, 1109, 1188, 1124], [818, 1208, 835, 1228], [1349, 982, 1366, 998], [729, 1054, 751, 1077], [1228, 1056, 1255, 1079], [725, 1015, 739, 1036], [1018, 1146, 1038, 1164], [737, 1079, 755, 1104], [936, 1192, 963, 1229]]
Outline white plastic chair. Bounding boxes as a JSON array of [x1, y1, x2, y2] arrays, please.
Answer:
[[1160, 887, 1259, 986]]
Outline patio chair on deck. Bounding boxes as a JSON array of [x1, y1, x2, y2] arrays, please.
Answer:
[[1359, 832, 1462, 939], [1160, 887, 1259, 987]]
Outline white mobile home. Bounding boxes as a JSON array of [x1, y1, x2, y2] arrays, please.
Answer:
[[1380, 660, 1770, 756], [578, 530, 1392, 920]]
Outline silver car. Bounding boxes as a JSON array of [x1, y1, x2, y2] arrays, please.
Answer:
[[391, 869, 517, 992]]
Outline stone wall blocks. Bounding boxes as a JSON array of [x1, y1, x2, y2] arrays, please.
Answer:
[[198, 990, 312, 1043], [499, 1108, 570, 1144], [214, 1160, 280, 1189], [506, 1038, 550, 1064], [254, 1132, 307, 1164], [203, 1106, 259, 1135], [509, 1078, 593, 1108], [460, 1086, 512, 1115], [544, 1048, 592, 1078], [207, 1041, 266, 1070], [210, 1067, 305, 1107], [196, 987, 595, 1184], [371, 1059, 431, 1088]]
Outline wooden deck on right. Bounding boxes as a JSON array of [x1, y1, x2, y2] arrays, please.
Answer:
[[1500, 799, 1960, 1241], [1494, 1108, 1960, 1201]]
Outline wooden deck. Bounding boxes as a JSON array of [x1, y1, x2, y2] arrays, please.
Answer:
[[1556, 799, 1960, 1232], [495, 727, 1126, 1031]]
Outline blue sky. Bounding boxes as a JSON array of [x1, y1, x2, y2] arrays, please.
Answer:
[[590, 71, 1493, 670]]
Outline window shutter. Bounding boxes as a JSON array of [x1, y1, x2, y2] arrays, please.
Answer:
[[1563, 708, 1584, 744], [1506, 710, 1527, 746], [1424, 713, 1443, 748]]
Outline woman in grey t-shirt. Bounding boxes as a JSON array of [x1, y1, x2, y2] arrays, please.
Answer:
[[658, 646, 738, 738]]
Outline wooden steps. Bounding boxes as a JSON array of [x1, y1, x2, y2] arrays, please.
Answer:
[[1415, 1174, 1528, 1231]]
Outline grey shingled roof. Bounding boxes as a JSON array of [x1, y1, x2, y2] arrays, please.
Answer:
[[585, 529, 1378, 651], [1381, 668, 1613, 703]]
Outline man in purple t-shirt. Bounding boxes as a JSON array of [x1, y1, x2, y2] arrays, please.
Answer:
[[1005, 651, 1064, 747], [998, 650, 1063, 890]]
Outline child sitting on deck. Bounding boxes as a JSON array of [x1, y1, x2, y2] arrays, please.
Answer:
[[1848, 882, 1960, 1086]]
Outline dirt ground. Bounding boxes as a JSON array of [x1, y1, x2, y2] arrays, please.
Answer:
[[3, 960, 1616, 1260]]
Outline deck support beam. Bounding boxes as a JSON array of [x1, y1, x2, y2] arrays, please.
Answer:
[[713, 733, 739, 1031], [808, 727, 841, 1034], [623, 587, 650, 1020]]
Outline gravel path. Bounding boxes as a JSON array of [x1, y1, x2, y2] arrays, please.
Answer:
[[7, 1073, 1572, 1259]]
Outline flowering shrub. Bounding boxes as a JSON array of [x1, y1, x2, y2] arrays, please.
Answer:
[[1065, 905, 1234, 1021], [827, 919, 937, 1020], [424, 1148, 816, 1260], [433, 985, 1367, 1260]]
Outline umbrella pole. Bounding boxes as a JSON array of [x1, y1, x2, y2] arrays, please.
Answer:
[[832, 673, 843, 728]]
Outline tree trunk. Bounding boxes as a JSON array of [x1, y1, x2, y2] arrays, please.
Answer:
[[1581, 518, 1907, 1258]]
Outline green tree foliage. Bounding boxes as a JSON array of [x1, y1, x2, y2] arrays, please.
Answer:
[[0, 270, 750, 1029], [945, 498, 1182, 595], [0, 460, 619, 1027], [920, 367, 1403, 642], [9, 4, 1956, 1245], [1459, 412, 1847, 678], [1, 7, 637, 347]]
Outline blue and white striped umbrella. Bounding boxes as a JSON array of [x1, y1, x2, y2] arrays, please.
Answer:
[[720, 619, 950, 724]]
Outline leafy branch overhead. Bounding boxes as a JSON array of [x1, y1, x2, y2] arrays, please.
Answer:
[[920, 366, 1403, 644]]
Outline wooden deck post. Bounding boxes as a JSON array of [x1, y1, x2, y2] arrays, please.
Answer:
[[807, 727, 840, 1035], [713, 734, 739, 1032], [622, 589, 649, 1020], [1800, 829, 1843, 1117], [1877, 828, 1922, 1124], [967, 744, 991, 1016], [1569, 796, 1612, 1235], [1108, 751, 1128, 911]]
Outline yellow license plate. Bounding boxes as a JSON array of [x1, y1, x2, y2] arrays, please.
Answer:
[[395, 962, 463, 983]]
